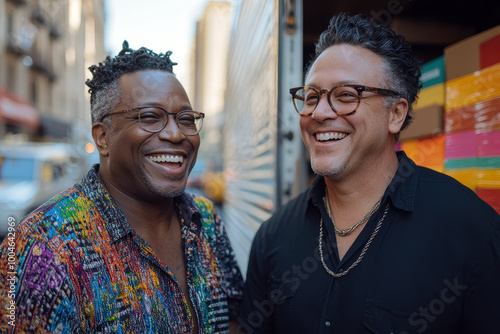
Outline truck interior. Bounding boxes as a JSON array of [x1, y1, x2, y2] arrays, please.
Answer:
[[303, 0, 500, 68]]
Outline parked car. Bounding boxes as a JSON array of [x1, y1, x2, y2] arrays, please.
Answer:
[[0, 142, 87, 240]]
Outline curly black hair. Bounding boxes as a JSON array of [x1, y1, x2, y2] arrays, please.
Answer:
[[86, 41, 177, 124], [309, 13, 422, 140]]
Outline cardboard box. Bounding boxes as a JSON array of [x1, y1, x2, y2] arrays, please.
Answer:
[[444, 105, 476, 133], [476, 188, 500, 213], [475, 96, 500, 132], [478, 157, 500, 169], [444, 168, 477, 190], [445, 96, 500, 133], [400, 104, 443, 141], [417, 135, 445, 167], [420, 56, 445, 89], [476, 131, 500, 157], [445, 63, 500, 110], [445, 158, 477, 170], [480, 34, 500, 69], [445, 130, 476, 159], [477, 169, 500, 188], [414, 83, 445, 109], [445, 25, 500, 81]]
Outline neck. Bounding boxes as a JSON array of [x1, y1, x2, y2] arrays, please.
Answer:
[[98, 170, 178, 237], [324, 149, 399, 211]]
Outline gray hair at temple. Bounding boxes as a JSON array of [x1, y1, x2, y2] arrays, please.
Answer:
[[309, 13, 422, 139]]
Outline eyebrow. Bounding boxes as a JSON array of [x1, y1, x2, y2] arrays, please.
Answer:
[[134, 103, 194, 111], [304, 80, 360, 88]]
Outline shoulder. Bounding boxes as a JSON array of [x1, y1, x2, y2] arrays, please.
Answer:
[[0, 228, 78, 330], [254, 189, 311, 241], [417, 166, 498, 218], [1, 189, 79, 289], [402, 166, 500, 255], [8, 184, 90, 267], [18, 185, 84, 239]]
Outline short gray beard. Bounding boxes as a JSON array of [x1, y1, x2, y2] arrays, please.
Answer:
[[141, 173, 186, 198], [311, 161, 346, 178]]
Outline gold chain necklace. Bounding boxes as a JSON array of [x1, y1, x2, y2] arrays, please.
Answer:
[[324, 187, 382, 236], [319, 202, 389, 278]]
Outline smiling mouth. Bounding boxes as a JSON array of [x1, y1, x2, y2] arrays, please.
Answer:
[[148, 154, 184, 166], [316, 132, 347, 142]]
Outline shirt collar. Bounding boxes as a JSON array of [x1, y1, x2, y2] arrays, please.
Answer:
[[174, 192, 203, 230], [306, 151, 418, 213], [385, 151, 418, 212], [80, 165, 130, 242], [307, 175, 326, 209], [80, 165, 202, 243]]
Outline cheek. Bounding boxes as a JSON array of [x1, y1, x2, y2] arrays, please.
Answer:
[[299, 119, 312, 139], [190, 136, 201, 152], [188, 136, 201, 161], [195, 136, 201, 149], [111, 131, 148, 163], [299, 129, 311, 151]]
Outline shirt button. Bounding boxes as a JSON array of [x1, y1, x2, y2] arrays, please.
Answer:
[[325, 321, 331, 327], [338, 268, 343, 272]]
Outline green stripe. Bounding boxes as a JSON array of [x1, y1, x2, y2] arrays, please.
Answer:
[[445, 157, 500, 169], [420, 56, 445, 89], [445, 158, 477, 169], [478, 157, 500, 169]]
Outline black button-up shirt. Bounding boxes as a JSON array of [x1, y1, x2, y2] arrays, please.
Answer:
[[239, 152, 500, 334]]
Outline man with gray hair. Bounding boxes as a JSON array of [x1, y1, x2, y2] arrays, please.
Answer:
[[239, 13, 500, 333], [0, 41, 243, 333]]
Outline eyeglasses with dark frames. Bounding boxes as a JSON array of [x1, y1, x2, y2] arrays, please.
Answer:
[[290, 84, 400, 117], [101, 106, 205, 136]]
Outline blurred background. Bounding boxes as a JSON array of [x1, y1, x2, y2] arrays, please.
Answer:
[[1, 0, 499, 272]]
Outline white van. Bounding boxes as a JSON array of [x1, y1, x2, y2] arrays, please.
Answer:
[[0, 142, 87, 239]]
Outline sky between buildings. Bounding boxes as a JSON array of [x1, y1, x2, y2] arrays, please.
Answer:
[[104, 0, 213, 84]]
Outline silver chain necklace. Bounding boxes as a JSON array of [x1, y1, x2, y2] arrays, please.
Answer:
[[324, 187, 382, 236], [319, 202, 389, 278]]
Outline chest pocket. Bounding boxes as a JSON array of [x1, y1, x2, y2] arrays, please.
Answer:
[[362, 299, 414, 334], [268, 274, 299, 322]]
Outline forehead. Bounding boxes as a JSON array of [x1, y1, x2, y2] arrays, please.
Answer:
[[306, 44, 388, 87], [118, 70, 190, 107]]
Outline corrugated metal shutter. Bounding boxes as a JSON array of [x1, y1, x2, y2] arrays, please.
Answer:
[[222, 0, 279, 274]]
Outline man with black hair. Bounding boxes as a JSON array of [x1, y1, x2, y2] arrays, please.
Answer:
[[0, 41, 243, 333], [239, 13, 500, 333]]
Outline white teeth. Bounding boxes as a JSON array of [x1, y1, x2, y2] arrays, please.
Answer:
[[316, 132, 347, 141], [149, 155, 184, 163], [317, 133, 328, 141]]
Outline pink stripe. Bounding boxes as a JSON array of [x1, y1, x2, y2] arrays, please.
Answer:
[[477, 131, 500, 157], [445, 131, 476, 158]]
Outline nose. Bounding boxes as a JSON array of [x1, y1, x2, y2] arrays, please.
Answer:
[[311, 93, 338, 123], [157, 115, 186, 142]]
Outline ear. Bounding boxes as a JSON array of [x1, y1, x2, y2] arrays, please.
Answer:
[[92, 122, 110, 157], [388, 98, 409, 135]]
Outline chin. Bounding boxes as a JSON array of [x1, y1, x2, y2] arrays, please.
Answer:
[[142, 174, 187, 198], [311, 160, 346, 177], [152, 185, 186, 198]]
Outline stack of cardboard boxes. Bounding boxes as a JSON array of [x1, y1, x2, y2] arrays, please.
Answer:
[[444, 25, 500, 213], [398, 25, 500, 213], [398, 55, 446, 172]]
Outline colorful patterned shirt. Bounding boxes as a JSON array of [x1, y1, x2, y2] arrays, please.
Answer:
[[0, 165, 244, 333]]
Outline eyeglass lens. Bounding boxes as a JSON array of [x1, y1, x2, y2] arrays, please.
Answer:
[[137, 107, 203, 135], [293, 86, 360, 115]]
